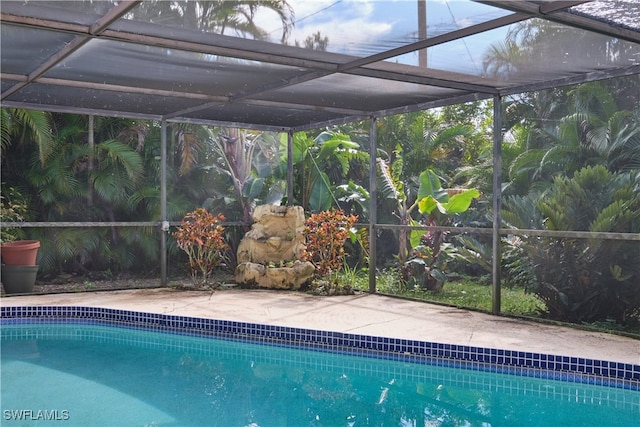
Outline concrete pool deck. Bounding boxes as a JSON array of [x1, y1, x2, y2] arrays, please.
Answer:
[[1, 288, 638, 365]]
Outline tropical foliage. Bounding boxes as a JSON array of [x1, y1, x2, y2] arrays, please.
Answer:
[[286, 131, 369, 213], [173, 208, 229, 287], [516, 166, 640, 323], [203, 128, 286, 224], [401, 169, 480, 292], [303, 209, 359, 278], [2, 9, 639, 329], [129, 0, 294, 42], [0, 186, 28, 243], [1, 109, 53, 165]]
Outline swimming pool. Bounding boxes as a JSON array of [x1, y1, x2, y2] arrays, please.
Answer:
[[1, 306, 639, 426]]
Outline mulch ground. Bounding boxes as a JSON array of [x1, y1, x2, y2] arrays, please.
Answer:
[[1, 271, 237, 296]]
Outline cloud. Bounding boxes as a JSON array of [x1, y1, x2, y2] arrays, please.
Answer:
[[255, 1, 394, 54]]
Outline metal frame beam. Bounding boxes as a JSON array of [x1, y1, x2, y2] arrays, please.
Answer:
[[499, 64, 640, 96]]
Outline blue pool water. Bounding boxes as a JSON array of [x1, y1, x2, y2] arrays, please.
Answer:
[[1, 320, 638, 427]]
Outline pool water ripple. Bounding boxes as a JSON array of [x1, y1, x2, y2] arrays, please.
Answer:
[[1, 306, 639, 426]]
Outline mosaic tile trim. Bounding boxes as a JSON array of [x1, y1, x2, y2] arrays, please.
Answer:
[[2, 305, 639, 392]]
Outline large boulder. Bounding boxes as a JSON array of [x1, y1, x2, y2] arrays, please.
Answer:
[[235, 261, 315, 289]]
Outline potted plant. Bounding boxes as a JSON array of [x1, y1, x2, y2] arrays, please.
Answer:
[[1, 186, 39, 294], [1, 240, 41, 266]]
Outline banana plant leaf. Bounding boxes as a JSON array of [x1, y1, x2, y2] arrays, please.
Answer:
[[418, 189, 481, 215]]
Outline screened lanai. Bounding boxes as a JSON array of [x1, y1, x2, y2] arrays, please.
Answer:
[[1, 1, 640, 313], [3, 0, 640, 128]]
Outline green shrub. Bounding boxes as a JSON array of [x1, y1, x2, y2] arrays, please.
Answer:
[[173, 208, 229, 288], [303, 209, 358, 278], [0, 185, 28, 243], [527, 166, 640, 324]]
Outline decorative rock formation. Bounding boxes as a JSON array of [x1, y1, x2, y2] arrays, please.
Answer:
[[235, 205, 315, 289]]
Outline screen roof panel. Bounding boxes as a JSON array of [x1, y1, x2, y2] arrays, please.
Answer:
[[1, 0, 639, 131], [0, 0, 117, 26], [418, 19, 640, 81], [183, 102, 351, 131], [7, 83, 210, 118], [253, 73, 469, 111], [0, 25, 77, 75], [47, 38, 312, 96], [570, 0, 640, 31]]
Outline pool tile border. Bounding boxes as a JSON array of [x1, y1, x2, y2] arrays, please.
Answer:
[[2, 305, 639, 391]]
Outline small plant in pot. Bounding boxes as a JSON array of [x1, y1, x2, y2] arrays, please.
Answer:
[[173, 208, 229, 289], [1, 186, 40, 294]]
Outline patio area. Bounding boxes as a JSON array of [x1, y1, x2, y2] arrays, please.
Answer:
[[1, 288, 638, 365]]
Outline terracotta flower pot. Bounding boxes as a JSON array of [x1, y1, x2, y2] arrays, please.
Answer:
[[1, 264, 39, 294], [0, 240, 40, 265]]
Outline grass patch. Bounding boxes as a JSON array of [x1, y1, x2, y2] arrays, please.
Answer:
[[335, 269, 640, 336], [409, 280, 545, 316], [348, 270, 544, 316]]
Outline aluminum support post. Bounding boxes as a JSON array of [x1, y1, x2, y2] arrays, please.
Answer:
[[492, 95, 503, 314]]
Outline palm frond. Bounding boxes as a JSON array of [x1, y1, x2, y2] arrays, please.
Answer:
[[376, 158, 400, 200]]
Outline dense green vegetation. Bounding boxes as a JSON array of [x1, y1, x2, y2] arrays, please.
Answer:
[[350, 272, 639, 335], [1, 5, 638, 331], [348, 270, 545, 317]]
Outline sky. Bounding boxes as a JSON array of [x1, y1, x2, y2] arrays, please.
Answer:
[[253, 0, 511, 74]]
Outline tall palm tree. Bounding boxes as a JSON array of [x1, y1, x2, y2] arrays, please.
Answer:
[[130, 0, 294, 42]]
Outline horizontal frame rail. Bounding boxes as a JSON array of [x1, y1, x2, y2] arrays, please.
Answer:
[[374, 224, 640, 241], [0, 221, 249, 228], [3, 222, 638, 241]]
